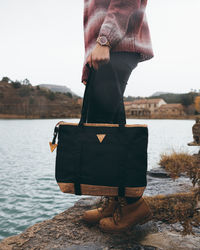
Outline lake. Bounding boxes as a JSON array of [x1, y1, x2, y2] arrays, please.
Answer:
[[0, 118, 197, 240]]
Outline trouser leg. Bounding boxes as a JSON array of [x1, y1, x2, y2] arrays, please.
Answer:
[[87, 52, 140, 123]]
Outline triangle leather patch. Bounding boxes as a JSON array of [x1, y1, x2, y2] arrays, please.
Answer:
[[96, 134, 106, 143], [49, 142, 58, 152]]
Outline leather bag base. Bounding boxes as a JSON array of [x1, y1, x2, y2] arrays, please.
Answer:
[[57, 182, 145, 197]]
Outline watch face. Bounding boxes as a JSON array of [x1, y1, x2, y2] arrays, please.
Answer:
[[99, 36, 108, 45]]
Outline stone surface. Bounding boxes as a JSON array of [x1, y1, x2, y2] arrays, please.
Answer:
[[0, 169, 199, 250], [145, 168, 192, 196], [140, 231, 200, 250], [147, 167, 188, 179], [0, 197, 157, 250], [147, 167, 171, 178]]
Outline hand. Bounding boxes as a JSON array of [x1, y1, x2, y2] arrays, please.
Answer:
[[83, 80, 87, 85], [87, 43, 110, 70]]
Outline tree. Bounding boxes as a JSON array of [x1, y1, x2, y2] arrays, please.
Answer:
[[18, 87, 31, 97], [65, 92, 73, 98], [29, 97, 35, 104], [1, 77, 11, 83], [0, 92, 4, 99], [22, 78, 31, 86], [195, 96, 200, 114], [180, 92, 197, 107], [46, 92, 56, 101], [12, 81, 21, 88]]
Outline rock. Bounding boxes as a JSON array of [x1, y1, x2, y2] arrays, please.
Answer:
[[147, 167, 171, 178], [0, 171, 199, 250], [145, 168, 192, 197], [0, 197, 157, 250], [147, 167, 188, 179], [140, 231, 200, 250]]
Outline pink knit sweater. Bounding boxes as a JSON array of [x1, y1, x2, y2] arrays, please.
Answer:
[[82, 0, 154, 83]]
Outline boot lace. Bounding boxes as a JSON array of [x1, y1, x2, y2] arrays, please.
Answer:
[[96, 196, 115, 213], [112, 197, 128, 225]]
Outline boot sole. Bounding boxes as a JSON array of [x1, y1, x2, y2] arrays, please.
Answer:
[[99, 212, 153, 234], [82, 213, 114, 225]]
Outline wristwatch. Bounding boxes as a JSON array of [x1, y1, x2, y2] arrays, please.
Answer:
[[96, 36, 111, 48]]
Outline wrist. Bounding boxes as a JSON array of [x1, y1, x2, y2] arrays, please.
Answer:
[[96, 36, 111, 49], [95, 43, 110, 51]]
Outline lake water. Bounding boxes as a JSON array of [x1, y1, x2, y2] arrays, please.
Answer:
[[0, 118, 197, 240]]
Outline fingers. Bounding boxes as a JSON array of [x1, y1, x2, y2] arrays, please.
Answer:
[[91, 54, 99, 70], [92, 54, 110, 70], [86, 54, 98, 70], [87, 54, 92, 68], [91, 55, 110, 70], [86, 46, 110, 71]]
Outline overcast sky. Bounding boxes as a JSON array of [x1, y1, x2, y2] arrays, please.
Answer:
[[0, 0, 199, 97]]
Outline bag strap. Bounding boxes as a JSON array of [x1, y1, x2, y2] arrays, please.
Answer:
[[78, 64, 126, 127], [78, 64, 94, 126]]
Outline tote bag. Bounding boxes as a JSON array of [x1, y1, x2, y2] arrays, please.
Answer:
[[49, 67, 148, 197]]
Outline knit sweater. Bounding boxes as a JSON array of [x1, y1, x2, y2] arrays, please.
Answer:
[[82, 0, 154, 83]]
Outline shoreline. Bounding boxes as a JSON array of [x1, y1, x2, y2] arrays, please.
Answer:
[[0, 114, 198, 120], [0, 167, 199, 249]]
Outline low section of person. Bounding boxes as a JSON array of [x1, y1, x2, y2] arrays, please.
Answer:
[[81, 0, 154, 232]]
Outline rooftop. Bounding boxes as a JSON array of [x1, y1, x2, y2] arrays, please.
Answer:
[[132, 98, 164, 104]]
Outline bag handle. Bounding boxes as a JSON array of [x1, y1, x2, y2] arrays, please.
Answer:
[[78, 64, 126, 127], [78, 64, 95, 126]]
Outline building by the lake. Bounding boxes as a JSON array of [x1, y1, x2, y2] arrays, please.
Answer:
[[125, 98, 185, 117]]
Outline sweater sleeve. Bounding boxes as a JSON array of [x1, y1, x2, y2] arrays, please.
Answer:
[[98, 0, 140, 48]]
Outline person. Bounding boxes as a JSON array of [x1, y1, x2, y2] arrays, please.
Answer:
[[81, 0, 154, 232]]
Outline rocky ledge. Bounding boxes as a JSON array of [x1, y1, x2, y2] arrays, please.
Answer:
[[0, 167, 199, 250]]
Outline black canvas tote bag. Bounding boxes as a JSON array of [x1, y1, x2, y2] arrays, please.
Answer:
[[50, 67, 148, 197]]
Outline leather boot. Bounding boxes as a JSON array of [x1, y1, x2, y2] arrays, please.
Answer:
[[82, 196, 118, 224], [99, 196, 152, 233]]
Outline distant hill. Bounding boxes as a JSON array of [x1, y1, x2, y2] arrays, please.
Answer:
[[150, 91, 173, 97], [39, 84, 78, 97], [148, 92, 198, 107], [0, 80, 81, 119]]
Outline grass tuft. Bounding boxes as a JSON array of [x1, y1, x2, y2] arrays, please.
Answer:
[[159, 150, 200, 187]]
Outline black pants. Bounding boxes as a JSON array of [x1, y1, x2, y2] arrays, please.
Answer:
[[87, 52, 140, 124], [87, 52, 141, 204]]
